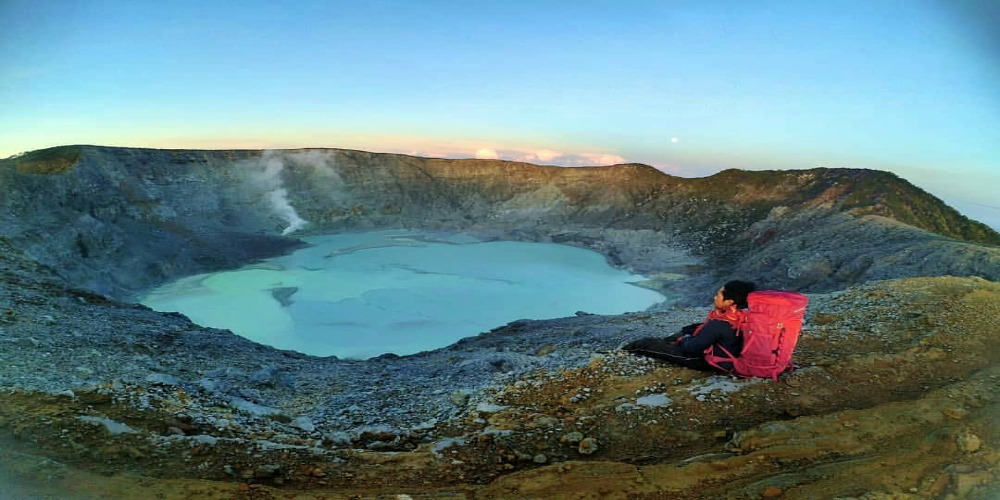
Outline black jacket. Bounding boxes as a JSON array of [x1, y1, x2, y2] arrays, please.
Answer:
[[677, 319, 742, 358]]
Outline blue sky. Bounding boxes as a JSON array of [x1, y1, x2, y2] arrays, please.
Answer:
[[2, 1, 998, 228]]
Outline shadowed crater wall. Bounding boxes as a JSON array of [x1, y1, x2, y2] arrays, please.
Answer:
[[1, 145, 997, 305]]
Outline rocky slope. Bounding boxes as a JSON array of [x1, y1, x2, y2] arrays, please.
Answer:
[[0, 145, 998, 498], [1, 146, 996, 302], [1, 259, 996, 498]]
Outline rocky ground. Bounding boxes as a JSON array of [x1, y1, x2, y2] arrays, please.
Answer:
[[0, 228, 997, 499]]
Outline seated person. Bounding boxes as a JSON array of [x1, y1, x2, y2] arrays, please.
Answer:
[[623, 280, 755, 372]]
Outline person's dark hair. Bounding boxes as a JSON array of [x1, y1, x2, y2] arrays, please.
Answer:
[[722, 280, 756, 309]]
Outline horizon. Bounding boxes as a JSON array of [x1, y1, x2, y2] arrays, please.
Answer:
[[8, 142, 998, 233], [2, 1, 997, 229]]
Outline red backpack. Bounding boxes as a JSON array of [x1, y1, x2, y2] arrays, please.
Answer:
[[705, 290, 809, 381]]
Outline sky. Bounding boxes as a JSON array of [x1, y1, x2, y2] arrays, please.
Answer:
[[2, 0, 998, 228]]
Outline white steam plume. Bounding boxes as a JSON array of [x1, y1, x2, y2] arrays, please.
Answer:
[[257, 152, 308, 236]]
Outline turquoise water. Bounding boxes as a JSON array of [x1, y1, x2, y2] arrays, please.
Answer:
[[141, 231, 664, 358]]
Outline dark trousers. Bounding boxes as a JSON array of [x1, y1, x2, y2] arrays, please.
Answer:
[[622, 336, 713, 372]]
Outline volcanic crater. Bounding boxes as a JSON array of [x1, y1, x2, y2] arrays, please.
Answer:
[[0, 145, 997, 499]]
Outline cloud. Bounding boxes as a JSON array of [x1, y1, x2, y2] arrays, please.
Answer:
[[406, 150, 450, 158], [564, 153, 627, 166], [184, 132, 631, 171], [478, 148, 626, 167], [528, 149, 563, 162], [475, 148, 500, 160], [170, 133, 629, 170]]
